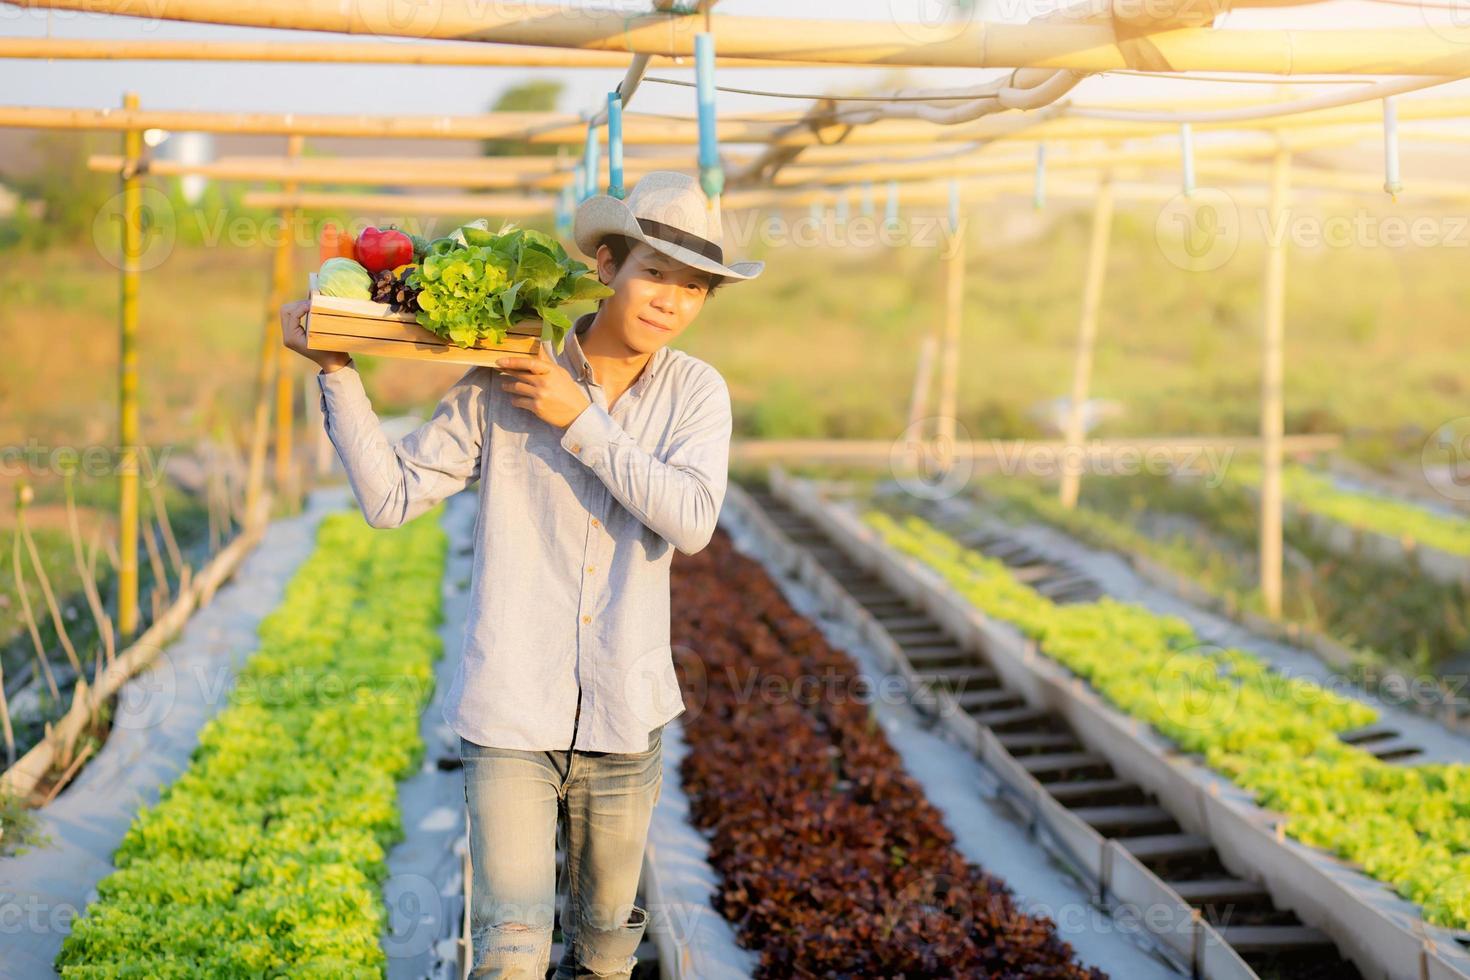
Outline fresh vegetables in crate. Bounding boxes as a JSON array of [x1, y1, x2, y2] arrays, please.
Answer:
[[407, 219, 612, 352], [304, 219, 611, 368]]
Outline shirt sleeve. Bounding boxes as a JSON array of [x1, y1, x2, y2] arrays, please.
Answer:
[[316, 359, 490, 530], [558, 370, 731, 555]]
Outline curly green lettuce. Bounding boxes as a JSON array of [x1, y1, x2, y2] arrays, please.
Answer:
[[406, 224, 612, 354]]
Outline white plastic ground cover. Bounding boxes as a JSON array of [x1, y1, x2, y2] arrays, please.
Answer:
[[780, 471, 1470, 980], [762, 471, 1254, 980], [0, 486, 346, 980], [722, 481, 1189, 980], [383, 488, 476, 980], [640, 713, 760, 980]]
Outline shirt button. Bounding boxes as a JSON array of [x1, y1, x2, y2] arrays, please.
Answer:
[[581, 615, 592, 624], [586, 565, 595, 573], [570, 443, 581, 453], [590, 518, 600, 528]]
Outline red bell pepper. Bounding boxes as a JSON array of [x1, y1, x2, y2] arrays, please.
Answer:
[[354, 226, 414, 275]]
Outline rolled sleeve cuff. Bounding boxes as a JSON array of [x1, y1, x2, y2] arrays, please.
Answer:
[[560, 401, 619, 464], [316, 360, 365, 415]]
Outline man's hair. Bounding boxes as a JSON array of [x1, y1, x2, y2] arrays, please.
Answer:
[[600, 234, 723, 297]]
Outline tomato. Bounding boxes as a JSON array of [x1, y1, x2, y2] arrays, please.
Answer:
[[355, 226, 415, 275]]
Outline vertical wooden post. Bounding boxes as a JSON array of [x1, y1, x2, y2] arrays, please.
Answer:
[[272, 134, 303, 513], [934, 221, 965, 473], [1058, 173, 1115, 510], [1260, 145, 1292, 618], [117, 91, 142, 640], [903, 333, 938, 470]]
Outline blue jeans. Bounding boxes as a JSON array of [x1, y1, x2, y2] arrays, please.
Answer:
[[459, 725, 664, 979]]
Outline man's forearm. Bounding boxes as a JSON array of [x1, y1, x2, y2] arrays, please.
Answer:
[[317, 361, 488, 530], [558, 382, 731, 554]]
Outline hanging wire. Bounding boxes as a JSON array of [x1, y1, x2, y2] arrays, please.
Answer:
[[555, 185, 574, 237], [835, 187, 850, 225], [1180, 122, 1196, 196], [607, 90, 626, 199], [1068, 75, 1455, 124], [694, 32, 724, 200], [581, 118, 600, 203], [1383, 97, 1403, 200], [1033, 143, 1046, 210], [860, 180, 875, 218], [884, 179, 899, 228], [1101, 69, 1375, 85], [947, 178, 960, 234], [641, 76, 1023, 102]]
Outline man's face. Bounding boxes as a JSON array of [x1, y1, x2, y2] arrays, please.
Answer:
[[595, 240, 713, 353]]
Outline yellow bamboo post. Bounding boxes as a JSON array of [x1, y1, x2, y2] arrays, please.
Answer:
[[272, 134, 303, 513], [1259, 144, 1293, 619], [1058, 173, 1115, 510], [117, 91, 142, 640], [934, 224, 966, 473]]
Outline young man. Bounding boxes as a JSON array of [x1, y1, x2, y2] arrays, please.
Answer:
[[278, 170, 762, 979]]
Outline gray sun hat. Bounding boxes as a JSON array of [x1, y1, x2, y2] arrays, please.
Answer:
[[573, 170, 764, 282]]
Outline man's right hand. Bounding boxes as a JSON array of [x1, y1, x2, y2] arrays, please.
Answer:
[[280, 298, 351, 374]]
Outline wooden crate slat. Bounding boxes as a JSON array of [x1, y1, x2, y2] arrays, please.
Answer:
[[305, 272, 550, 368]]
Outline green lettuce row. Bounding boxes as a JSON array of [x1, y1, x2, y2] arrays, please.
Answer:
[[55, 507, 448, 977], [862, 508, 1470, 930], [1226, 462, 1470, 559]]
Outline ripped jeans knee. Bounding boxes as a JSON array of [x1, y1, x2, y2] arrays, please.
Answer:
[[560, 903, 650, 980], [469, 918, 555, 979]]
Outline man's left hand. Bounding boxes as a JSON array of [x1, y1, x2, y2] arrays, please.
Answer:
[[496, 342, 592, 429]]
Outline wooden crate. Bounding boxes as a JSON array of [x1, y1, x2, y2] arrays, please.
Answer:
[[304, 272, 543, 368]]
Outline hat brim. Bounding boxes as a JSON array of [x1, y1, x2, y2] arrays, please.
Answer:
[[574, 193, 763, 282]]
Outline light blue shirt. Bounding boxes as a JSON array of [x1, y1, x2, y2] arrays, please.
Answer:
[[315, 311, 731, 752]]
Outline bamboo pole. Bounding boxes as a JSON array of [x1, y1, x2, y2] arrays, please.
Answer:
[[86, 152, 737, 188], [903, 334, 938, 471], [772, 126, 1397, 186], [117, 91, 142, 641], [1058, 173, 1116, 511], [0, 105, 790, 145], [86, 125, 1379, 193], [15, 0, 1470, 75], [240, 174, 1368, 222], [0, 37, 829, 68], [731, 434, 1343, 463], [11, 97, 1470, 149], [1259, 145, 1293, 619], [272, 135, 303, 514], [242, 190, 556, 216], [934, 224, 966, 474]]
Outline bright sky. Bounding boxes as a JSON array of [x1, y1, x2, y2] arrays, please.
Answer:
[[5, 0, 1469, 126]]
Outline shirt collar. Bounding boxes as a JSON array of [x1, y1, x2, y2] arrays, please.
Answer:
[[565, 310, 669, 395]]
